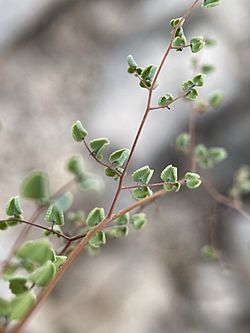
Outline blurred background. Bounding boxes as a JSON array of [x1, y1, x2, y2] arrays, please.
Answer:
[[0, 0, 250, 332]]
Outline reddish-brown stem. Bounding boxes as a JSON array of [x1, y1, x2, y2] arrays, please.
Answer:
[[107, 1, 200, 218], [9, 2, 203, 332]]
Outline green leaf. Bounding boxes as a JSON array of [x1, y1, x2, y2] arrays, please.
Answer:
[[128, 67, 136, 74], [71, 120, 88, 142], [106, 226, 129, 238], [89, 138, 110, 160], [201, 64, 216, 75], [160, 165, 178, 183], [141, 65, 154, 80], [209, 90, 223, 108], [132, 213, 147, 230], [193, 73, 206, 87], [163, 181, 181, 192], [127, 55, 138, 69], [0, 298, 11, 318], [170, 17, 184, 28], [185, 88, 199, 101], [54, 191, 73, 212], [115, 213, 129, 225], [54, 255, 67, 271], [185, 172, 202, 189], [173, 36, 187, 49], [79, 174, 104, 192], [45, 204, 64, 226], [20, 171, 50, 203], [10, 291, 36, 320], [6, 218, 19, 227], [195, 144, 227, 168], [109, 148, 130, 167], [229, 166, 250, 199], [9, 277, 28, 295], [28, 261, 56, 287], [147, 65, 157, 82], [16, 239, 55, 265], [174, 27, 185, 38], [5, 196, 23, 218], [89, 231, 106, 248], [202, 0, 221, 8], [0, 220, 8, 230], [209, 147, 227, 164], [158, 93, 174, 107], [201, 245, 220, 260], [195, 144, 207, 160], [190, 36, 205, 53], [86, 207, 105, 228], [132, 165, 154, 185], [176, 132, 190, 153], [182, 80, 194, 92], [132, 186, 153, 200], [67, 155, 84, 177], [104, 167, 117, 177]]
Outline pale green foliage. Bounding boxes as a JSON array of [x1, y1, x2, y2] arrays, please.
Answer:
[[28, 261, 56, 287], [72, 120, 88, 142], [46, 204, 64, 226], [89, 231, 106, 248], [132, 213, 147, 230], [20, 171, 50, 203], [190, 36, 205, 53], [86, 207, 105, 228], [106, 226, 129, 238], [170, 17, 184, 28], [201, 64, 216, 75], [132, 165, 154, 185], [195, 144, 227, 169], [54, 191, 73, 212], [9, 277, 28, 295], [176, 132, 190, 153], [185, 172, 202, 189], [202, 0, 221, 8], [209, 90, 223, 108], [10, 292, 36, 320], [89, 138, 110, 160], [229, 166, 250, 199], [132, 186, 153, 200], [67, 155, 84, 177], [158, 93, 174, 107], [160, 165, 180, 192], [109, 148, 130, 167], [115, 213, 130, 225], [5, 196, 23, 218], [0, 1, 231, 325], [16, 239, 55, 266]]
